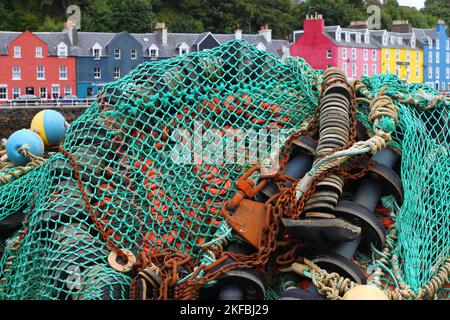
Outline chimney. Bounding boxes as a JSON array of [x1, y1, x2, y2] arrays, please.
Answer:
[[258, 24, 272, 43], [392, 20, 412, 33], [155, 22, 168, 46], [64, 21, 78, 46], [235, 25, 242, 40], [348, 21, 368, 29], [304, 12, 325, 34]]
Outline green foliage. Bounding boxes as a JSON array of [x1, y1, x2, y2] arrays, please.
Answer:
[[0, 0, 443, 38]]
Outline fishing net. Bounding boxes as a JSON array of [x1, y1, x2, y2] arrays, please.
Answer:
[[0, 40, 448, 300]]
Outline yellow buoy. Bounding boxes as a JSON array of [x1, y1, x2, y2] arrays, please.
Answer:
[[343, 285, 389, 300]]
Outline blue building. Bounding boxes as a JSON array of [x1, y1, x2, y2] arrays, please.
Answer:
[[413, 20, 450, 92], [70, 30, 144, 98]]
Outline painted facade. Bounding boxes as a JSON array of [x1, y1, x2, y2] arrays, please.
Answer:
[[290, 15, 380, 81], [414, 21, 450, 92], [0, 30, 76, 102]]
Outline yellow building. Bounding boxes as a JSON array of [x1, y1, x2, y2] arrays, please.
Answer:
[[372, 28, 424, 83]]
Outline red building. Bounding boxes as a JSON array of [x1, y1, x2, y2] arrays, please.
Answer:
[[290, 14, 381, 80], [0, 30, 76, 102]]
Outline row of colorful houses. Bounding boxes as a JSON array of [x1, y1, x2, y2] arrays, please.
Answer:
[[290, 14, 450, 92], [0, 23, 289, 101]]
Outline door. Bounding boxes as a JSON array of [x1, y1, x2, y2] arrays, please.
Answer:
[[26, 87, 34, 95]]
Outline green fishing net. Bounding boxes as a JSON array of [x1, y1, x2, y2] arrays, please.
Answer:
[[0, 40, 448, 299]]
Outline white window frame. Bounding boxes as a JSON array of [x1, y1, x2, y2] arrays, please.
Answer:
[[416, 66, 420, 78], [342, 62, 347, 76], [396, 65, 400, 77], [37, 66, 45, 80], [0, 85, 7, 100], [406, 50, 410, 61], [385, 64, 390, 74], [114, 67, 120, 79], [385, 50, 389, 60], [429, 51, 433, 63], [149, 44, 159, 60], [40, 87, 47, 98], [327, 49, 332, 59], [114, 49, 121, 60], [428, 67, 433, 79], [345, 32, 350, 42], [364, 49, 368, 61], [382, 34, 388, 46], [416, 51, 420, 62], [364, 30, 370, 44], [372, 64, 377, 75], [36, 46, 43, 58], [12, 66, 21, 80], [342, 48, 347, 59], [64, 86, 72, 96], [446, 40, 450, 51], [436, 68, 439, 79], [351, 48, 356, 60], [396, 49, 400, 61], [436, 39, 440, 48], [372, 50, 376, 61], [52, 85, 60, 99], [13, 46, 21, 58], [436, 51, 440, 64], [446, 67, 450, 80], [178, 43, 190, 55], [363, 64, 368, 76], [131, 49, 137, 60], [92, 43, 102, 60], [336, 27, 341, 42], [446, 52, 450, 64], [57, 42, 68, 57], [356, 33, 361, 43], [59, 66, 67, 80], [352, 63, 357, 78], [94, 67, 101, 79], [12, 87, 20, 99]]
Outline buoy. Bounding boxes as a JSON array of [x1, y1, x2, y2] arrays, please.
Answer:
[[6, 129, 44, 166], [31, 110, 67, 146], [343, 285, 389, 300]]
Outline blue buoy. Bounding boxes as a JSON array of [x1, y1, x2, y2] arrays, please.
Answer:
[[6, 129, 45, 166], [31, 110, 67, 146]]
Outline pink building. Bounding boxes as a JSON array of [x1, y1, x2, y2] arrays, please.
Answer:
[[290, 14, 381, 80]]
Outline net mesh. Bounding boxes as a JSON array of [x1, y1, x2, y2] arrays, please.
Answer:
[[0, 40, 448, 299]]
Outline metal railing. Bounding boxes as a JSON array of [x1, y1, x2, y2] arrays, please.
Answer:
[[0, 99, 95, 108]]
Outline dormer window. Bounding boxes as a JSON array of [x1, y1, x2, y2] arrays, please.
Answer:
[[390, 37, 395, 45], [57, 42, 68, 57], [149, 44, 159, 60], [177, 42, 190, 55], [345, 32, 350, 42], [92, 43, 102, 59], [382, 32, 388, 46], [364, 30, 370, 44], [356, 33, 361, 43], [411, 35, 416, 48], [256, 42, 266, 52], [397, 37, 402, 45], [336, 27, 342, 42], [428, 37, 433, 47]]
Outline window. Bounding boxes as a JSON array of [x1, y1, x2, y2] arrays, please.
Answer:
[[36, 46, 43, 58], [390, 37, 395, 45], [342, 48, 347, 59], [436, 68, 439, 79], [436, 51, 440, 64], [446, 68, 450, 79], [382, 34, 388, 46], [385, 50, 390, 60], [448, 83, 450, 91], [0, 86, 7, 99], [40, 87, 47, 98], [364, 31, 370, 44], [416, 51, 420, 62], [352, 63, 357, 77], [115, 49, 121, 59], [446, 40, 450, 51], [345, 32, 350, 42], [131, 49, 137, 59], [94, 67, 101, 79], [12, 87, 20, 99], [12, 66, 21, 80], [429, 51, 433, 63], [180, 48, 188, 55], [59, 66, 67, 80], [396, 66, 400, 77], [114, 67, 120, 79], [416, 66, 420, 78], [57, 43, 68, 57], [447, 52, 450, 64], [64, 86, 72, 96], [406, 50, 410, 61], [428, 67, 433, 79], [150, 49, 158, 59], [52, 85, 60, 99], [364, 49, 368, 61], [93, 48, 101, 59], [37, 66, 45, 80], [356, 33, 361, 43], [397, 37, 402, 45], [385, 64, 390, 74], [406, 67, 410, 79], [363, 64, 368, 76], [342, 63, 347, 76], [351, 48, 356, 60], [396, 49, 400, 61], [13, 46, 21, 58], [411, 37, 416, 48], [372, 50, 377, 61], [436, 39, 440, 48], [372, 64, 377, 75], [336, 29, 341, 42], [326, 49, 332, 59]]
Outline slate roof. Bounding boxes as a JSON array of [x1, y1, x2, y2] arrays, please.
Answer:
[[70, 32, 116, 57], [0, 31, 20, 55], [324, 26, 379, 48], [370, 30, 423, 49]]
